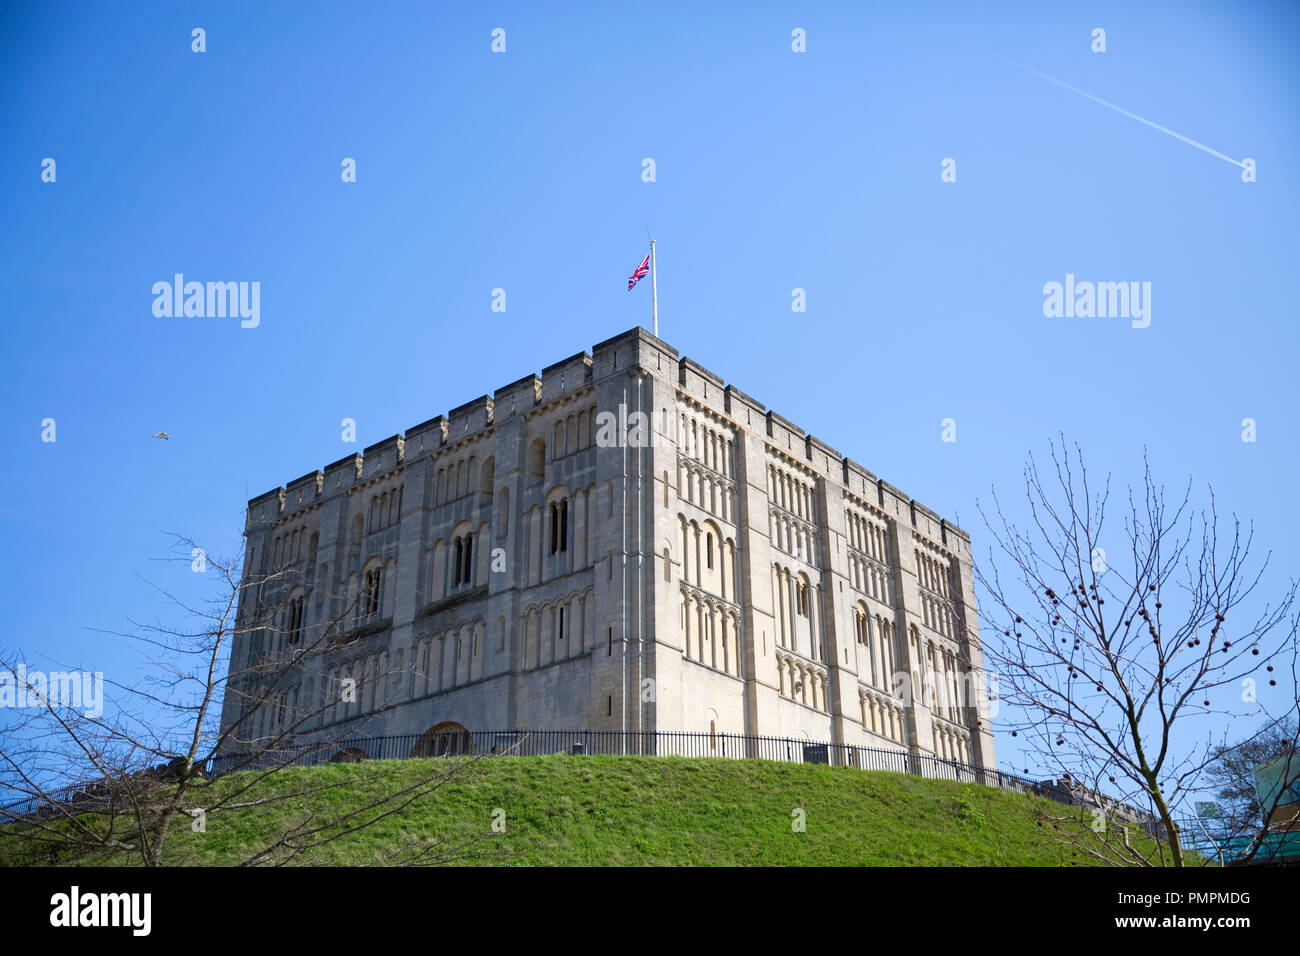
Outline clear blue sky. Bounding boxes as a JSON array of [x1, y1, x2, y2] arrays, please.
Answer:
[[2, 1, 1296, 782]]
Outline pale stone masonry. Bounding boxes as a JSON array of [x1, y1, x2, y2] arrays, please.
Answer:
[[219, 326, 997, 768]]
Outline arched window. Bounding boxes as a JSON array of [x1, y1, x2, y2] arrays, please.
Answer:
[[706, 533, 714, 570], [549, 499, 569, 554], [288, 596, 305, 644], [449, 532, 474, 588], [363, 568, 382, 617], [797, 580, 809, 617]]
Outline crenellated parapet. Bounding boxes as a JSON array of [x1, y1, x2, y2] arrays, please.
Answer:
[[635, 348, 971, 560], [243, 332, 644, 519]]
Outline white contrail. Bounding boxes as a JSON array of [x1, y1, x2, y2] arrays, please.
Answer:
[[990, 51, 1245, 168]]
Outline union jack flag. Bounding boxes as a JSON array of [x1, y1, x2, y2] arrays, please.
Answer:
[[627, 253, 650, 290]]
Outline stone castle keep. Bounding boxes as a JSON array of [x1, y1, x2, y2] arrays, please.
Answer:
[[219, 326, 997, 768]]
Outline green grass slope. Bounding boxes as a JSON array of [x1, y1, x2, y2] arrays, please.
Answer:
[[5, 755, 1189, 866]]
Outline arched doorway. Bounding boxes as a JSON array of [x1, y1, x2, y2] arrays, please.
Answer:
[[410, 721, 475, 758]]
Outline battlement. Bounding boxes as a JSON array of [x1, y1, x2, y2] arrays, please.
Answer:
[[245, 325, 969, 553], [539, 352, 593, 404], [247, 327, 662, 519], [447, 396, 494, 440], [723, 384, 764, 426], [678, 356, 725, 398], [592, 325, 677, 380], [651, 334, 967, 553], [492, 374, 540, 424], [404, 414, 448, 457]]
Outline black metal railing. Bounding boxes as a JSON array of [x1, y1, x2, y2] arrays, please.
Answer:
[[204, 727, 1039, 791]]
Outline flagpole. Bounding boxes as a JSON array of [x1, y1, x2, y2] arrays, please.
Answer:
[[650, 239, 658, 338]]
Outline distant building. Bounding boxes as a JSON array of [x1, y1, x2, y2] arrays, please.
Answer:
[[1037, 776, 1156, 828], [218, 327, 997, 767], [1226, 754, 1300, 865], [1254, 754, 1300, 830]]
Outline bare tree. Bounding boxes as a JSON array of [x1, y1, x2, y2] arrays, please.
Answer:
[[975, 439, 1300, 867], [0, 533, 499, 866], [1206, 717, 1298, 820]]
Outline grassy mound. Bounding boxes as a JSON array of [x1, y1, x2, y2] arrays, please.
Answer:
[[2, 755, 1190, 866]]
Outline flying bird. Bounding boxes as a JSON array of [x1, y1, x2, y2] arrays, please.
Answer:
[[153, 431, 171, 440]]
